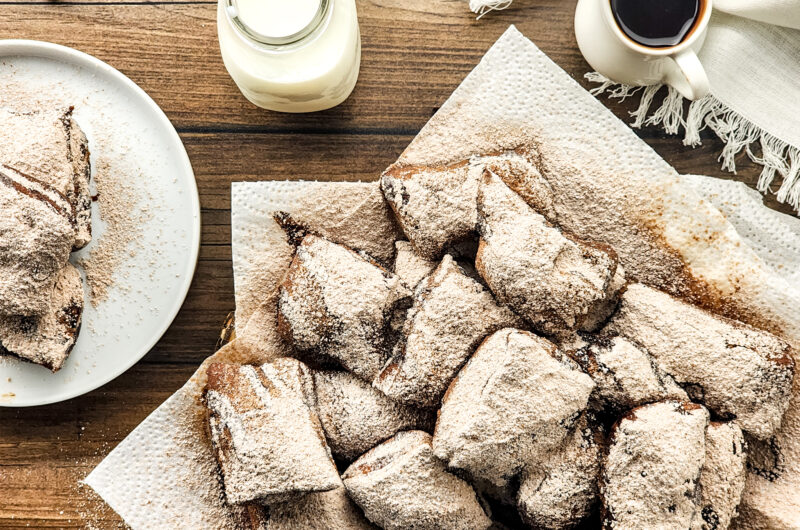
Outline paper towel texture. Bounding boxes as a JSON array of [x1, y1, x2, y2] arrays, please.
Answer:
[[86, 27, 800, 528]]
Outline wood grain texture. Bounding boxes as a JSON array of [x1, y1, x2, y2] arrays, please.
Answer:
[[0, 0, 796, 528]]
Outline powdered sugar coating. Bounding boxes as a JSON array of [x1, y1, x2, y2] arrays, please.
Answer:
[[0, 262, 83, 371], [393, 240, 437, 290], [582, 264, 627, 333], [381, 150, 555, 263], [313, 370, 433, 461], [476, 171, 616, 334], [605, 283, 794, 439], [66, 115, 92, 250], [204, 359, 340, 506], [433, 328, 595, 489], [265, 486, 375, 530], [693, 422, 747, 530], [0, 107, 91, 250], [278, 235, 412, 382], [374, 255, 521, 407], [287, 187, 400, 268], [0, 108, 77, 207], [603, 401, 709, 529], [574, 336, 687, 412], [232, 182, 403, 331], [0, 166, 74, 317], [517, 413, 601, 529], [0, 108, 92, 316], [381, 161, 478, 260], [482, 150, 556, 220], [342, 431, 491, 530]]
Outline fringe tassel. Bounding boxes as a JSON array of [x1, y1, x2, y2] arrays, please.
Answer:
[[630, 86, 661, 128], [586, 73, 800, 212], [469, 0, 513, 18]]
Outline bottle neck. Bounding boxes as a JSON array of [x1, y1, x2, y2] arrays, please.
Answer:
[[224, 0, 331, 48]]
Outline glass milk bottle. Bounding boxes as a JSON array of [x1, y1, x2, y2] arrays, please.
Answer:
[[217, 0, 361, 113]]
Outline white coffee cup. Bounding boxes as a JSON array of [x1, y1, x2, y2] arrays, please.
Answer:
[[575, 0, 712, 100]]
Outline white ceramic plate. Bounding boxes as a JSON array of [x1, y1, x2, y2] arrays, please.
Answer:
[[0, 41, 200, 406]]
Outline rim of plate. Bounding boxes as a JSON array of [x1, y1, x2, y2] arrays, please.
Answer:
[[0, 40, 201, 407]]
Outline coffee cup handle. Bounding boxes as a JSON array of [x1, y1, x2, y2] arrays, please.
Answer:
[[665, 49, 710, 101]]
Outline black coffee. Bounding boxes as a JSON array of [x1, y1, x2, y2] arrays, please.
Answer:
[[611, 0, 701, 48]]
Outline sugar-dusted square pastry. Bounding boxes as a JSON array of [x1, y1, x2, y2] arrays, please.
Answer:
[[342, 431, 491, 530], [374, 255, 521, 408], [204, 359, 340, 506], [0, 262, 83, 371], [573, 336, 687, 413], [603, 401, 709, 529], [0, 107, 92, 317], [277, 234, 412, 382], [604, 283, 794, 439], [433, 328, 594, 489], [381, 161, 479, 260], [476, 170, 617, 334], [0, 107, 92, 250], [313, 370, 434, 461], [517, 414, 601, 529], [380, 151, 551, 261]]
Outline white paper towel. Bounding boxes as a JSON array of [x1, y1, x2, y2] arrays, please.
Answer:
[[86, 27, 800, 528], [683, 174, 800, 288]]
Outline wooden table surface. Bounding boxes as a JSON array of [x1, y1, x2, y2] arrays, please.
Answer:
[[0, 1, 795, 528]]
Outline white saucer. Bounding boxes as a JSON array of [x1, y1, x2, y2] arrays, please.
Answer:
[[0, 41, 201, 406]]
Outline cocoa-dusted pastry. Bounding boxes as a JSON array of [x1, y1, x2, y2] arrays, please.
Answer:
[[604, 283, 794, 439], [264, 486, 376, 530], [693, 422, 747, 530], [475, 170, 617, 334], [517, 414, 601, 530], [603, 401, 709, 529], [433, 328, 595, 490], [0, 262, 83, 372], [481, 150, 557, 220], [573, 336, 687, 413], [0, 107, 92, 252], [66, 112, 92, 250], [342, 430, 492, 530], [204, 359, 340, 506], [374, 255, 522, 408], [313, 370, 434, 461], [381, 161, 479, 260], [0, 163, 75, 317], [0, 106, 91, 373], [277, 234, 412, 382], [393, 240, 437, 290], [380, 151, 551, 261]]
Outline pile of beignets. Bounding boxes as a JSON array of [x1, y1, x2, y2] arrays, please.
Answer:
[[204, 152, 795, 529]]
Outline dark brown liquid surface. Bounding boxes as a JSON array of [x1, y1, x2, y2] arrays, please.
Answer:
[[611, 0, 700, 48]]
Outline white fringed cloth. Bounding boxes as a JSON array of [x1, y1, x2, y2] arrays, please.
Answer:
[[471, 0, 800, 213]]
